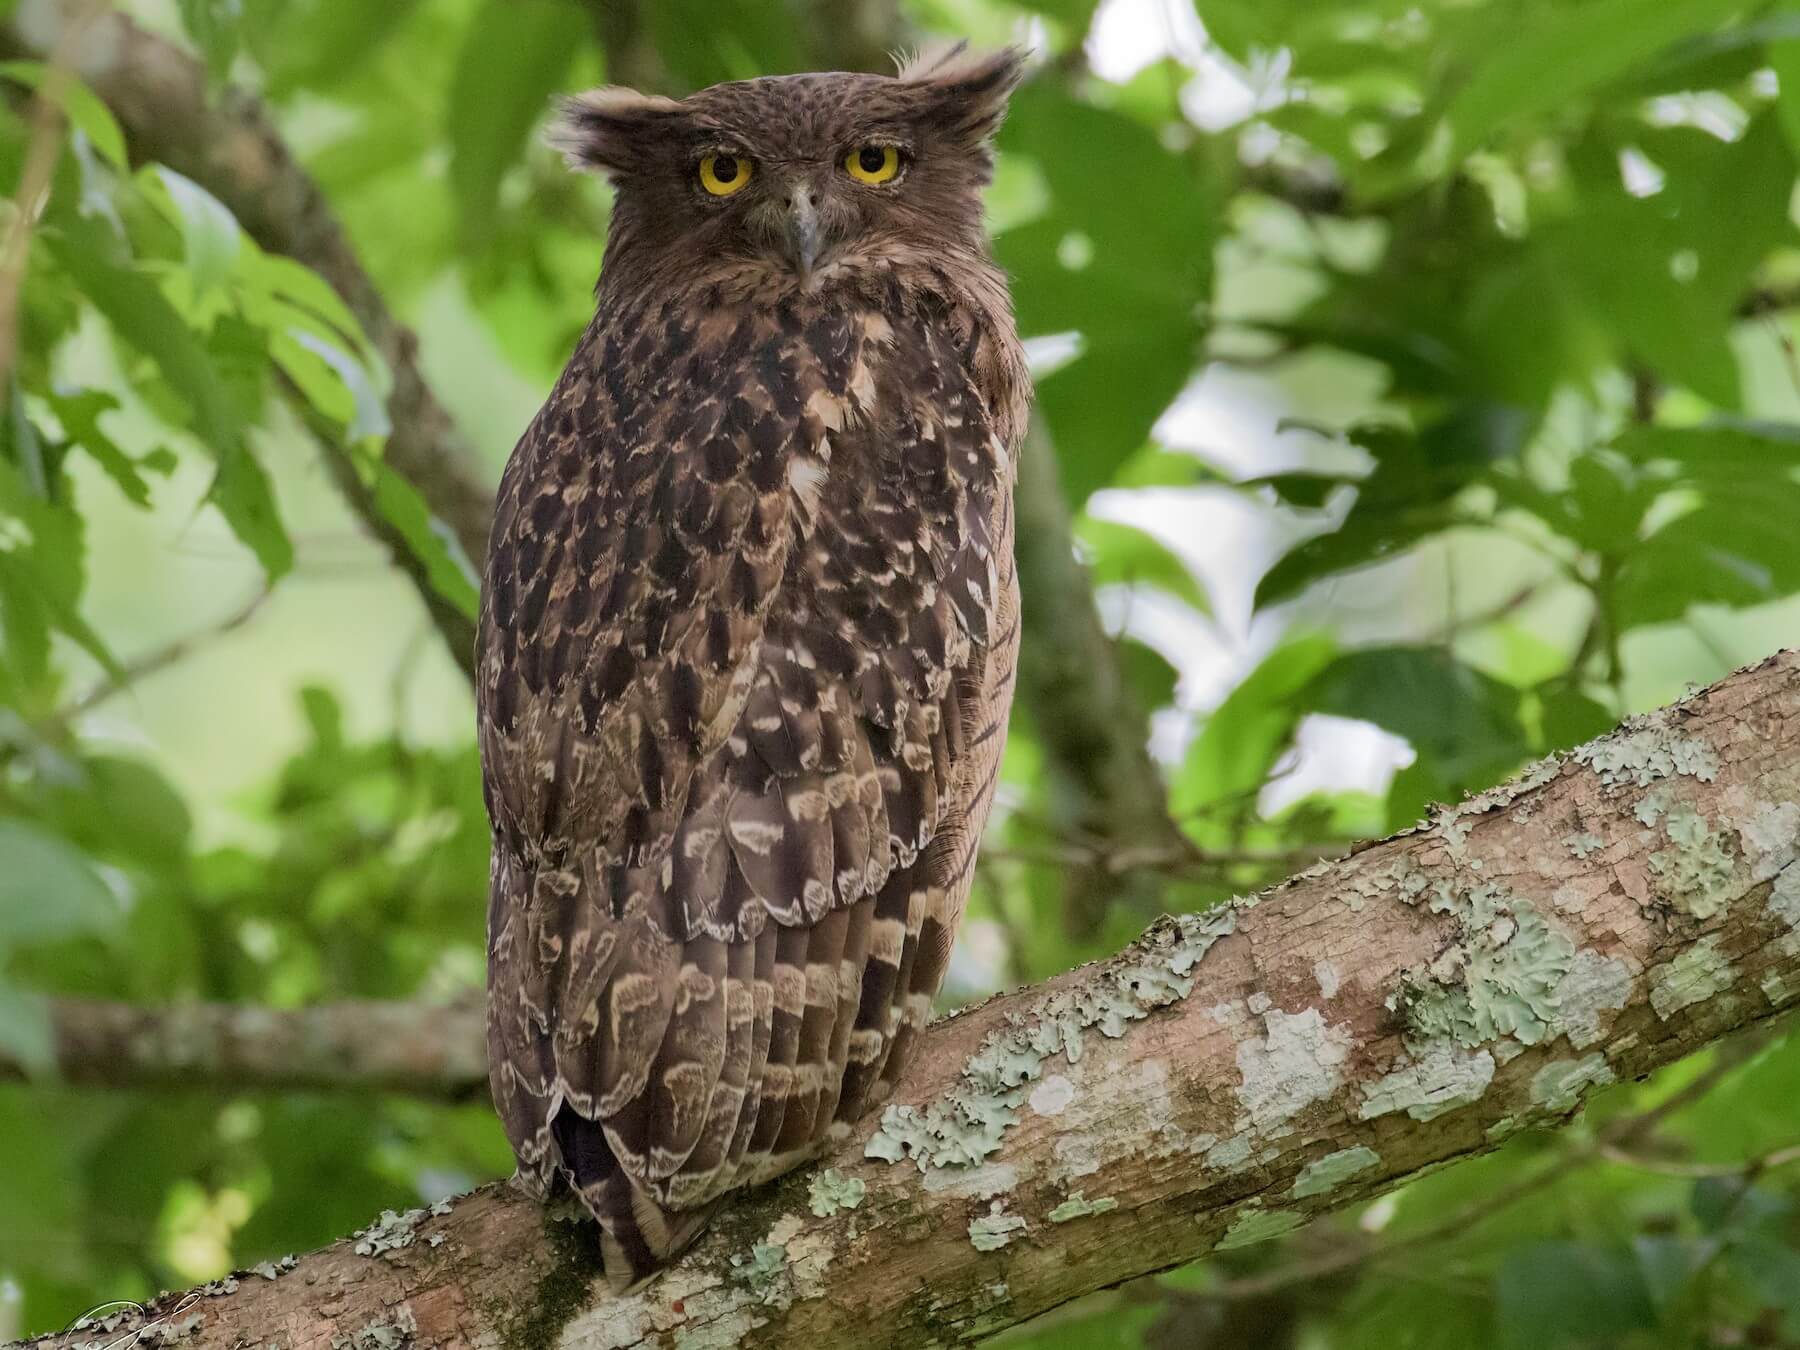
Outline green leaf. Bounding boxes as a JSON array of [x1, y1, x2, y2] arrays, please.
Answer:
[[241, 250, 375, 359], [1078, 517, 1212, 616], [1615, 492, 1800, 628], [446, 0, 587, 248], [1545, 116, 1795, 407], [284, 329, 390, 442], [42, 755, 194, 873], [1299, 647, 1526, 793], [254, 0, 425, 99], [0, 819, 119, 955], [176, 0, 244, 84], [1117, 637, 1179, 715], [638, 0, 809, 87], [1612, 420, 1800, 480], [1693, 1175, 1792, 1236], [1437, 0, 1747, 164], [1632, 1234, 1713, 1314], [1172, 632, 1337, 814], [0, 446, 115, 683], [1539, 687, 1615, 751], [1728, 1239, 1800, 1330], [1774, 37, 1800, 160], [1562, 452, 1655, 555], [1255, 496, 1447, 609], [0, 62, 126, 169], [0, 983, 52, 1077], [44, 391, 158, 507], [358, 450, 480, 620], [998, 87, 1221, 504], [208, 444, 294, 581], [146, 166, 242, 298], [1494, 1241, 1657, 1349], [45, 214, 244, 449]]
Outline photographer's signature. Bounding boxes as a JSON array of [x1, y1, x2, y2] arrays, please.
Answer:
[[62, 1293, 203, 1350]]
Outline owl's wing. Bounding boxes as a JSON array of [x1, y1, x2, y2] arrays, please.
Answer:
[[479, 303, 1011, 1287]]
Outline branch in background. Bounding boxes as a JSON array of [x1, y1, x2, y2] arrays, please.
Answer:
[[7, 995, 488, 1099], [803, 0, 906, 73], [37, 585, 269, 734], [1, 0, 491, 668], [1013, 422, 1198, 930], [14, 650, 1800, 1349], [583, 0, 664, 91]]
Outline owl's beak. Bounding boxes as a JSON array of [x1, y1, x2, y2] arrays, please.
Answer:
[[782, 187, 823, 282]]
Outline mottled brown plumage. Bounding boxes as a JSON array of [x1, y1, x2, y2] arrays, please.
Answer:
[[477, 45, 1029, 1288]]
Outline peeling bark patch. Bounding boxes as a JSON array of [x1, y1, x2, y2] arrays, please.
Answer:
[[1763, 970, 1800, 1006], [866, 910, 1238, 1174], [1203, 1134, 1253, 1171], [1649, 938, 1736, 1019], [1740, 802, 1800, 880], [1530, 1053, 1615, 1112], [921, 1162, 1017, 1198], [968, 1202, 1027, 1251], [1235, 1008, 1353, 1136], [1391, 882, 1573, 1047], [1314, 960, 1341, 998], [807, 1170, 865, 1217], [1215, 1207, 1304, 1250], [1648, 806, 1738, 919], [1359, 1044, 1496, 1122], [1291, 1146, 1380, 1199], [1575, 726, 1719, 788], [1769, 863, 1800, 955], [1555, 951, 1633, 1049], [1028, 1074, 1075, 1117]]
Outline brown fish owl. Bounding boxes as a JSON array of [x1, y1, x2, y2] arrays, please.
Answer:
[[477, 46, 1029, 1287]]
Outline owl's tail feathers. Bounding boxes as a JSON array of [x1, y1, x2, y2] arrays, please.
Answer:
[[551, 1106, 719, 1294]]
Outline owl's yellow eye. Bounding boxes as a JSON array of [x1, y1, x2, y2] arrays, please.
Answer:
[[698, 154, 752, 197], [845, 144, 901, 185]]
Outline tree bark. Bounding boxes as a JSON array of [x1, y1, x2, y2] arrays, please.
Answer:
[[15, 649, 1800, 1350], [5, 996, 488, 1098]]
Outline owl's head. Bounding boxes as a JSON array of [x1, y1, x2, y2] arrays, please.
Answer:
[[551, 45, 1025, 295]]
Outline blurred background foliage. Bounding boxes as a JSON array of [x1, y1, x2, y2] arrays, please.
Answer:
[[3, 0, 1800, 1345]]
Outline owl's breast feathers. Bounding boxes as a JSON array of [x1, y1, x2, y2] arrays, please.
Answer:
[[477, 277, 1023, 1286]]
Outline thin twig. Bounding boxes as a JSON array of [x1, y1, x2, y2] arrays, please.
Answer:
[[0, 0, 102, 390], [47, 586, 270, 728]]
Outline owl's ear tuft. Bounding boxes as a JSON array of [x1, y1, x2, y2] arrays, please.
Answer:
[[548, 87, 684, 176], [897, 43, 1028, 146]]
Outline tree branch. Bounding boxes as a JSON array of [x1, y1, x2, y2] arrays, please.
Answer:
[[2, 0, 491, 670], [14, 649, 1800, 1349], [5, 995, 487, 1099], [1013, 422, 1198, 930]]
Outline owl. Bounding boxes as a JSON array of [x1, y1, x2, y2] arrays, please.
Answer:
[[477, 45, 1029, 1289]]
